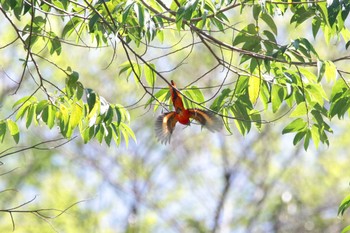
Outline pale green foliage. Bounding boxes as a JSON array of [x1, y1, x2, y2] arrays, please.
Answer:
[[1, 0, 350, 231], [1, 0, 350, 149]]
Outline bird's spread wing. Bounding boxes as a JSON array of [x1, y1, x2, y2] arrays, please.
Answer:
[[155, 112, 178, 144], [188, 109, 222, 132]]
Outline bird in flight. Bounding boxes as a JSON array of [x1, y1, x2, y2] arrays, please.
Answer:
[[155, 80, 222, 144]]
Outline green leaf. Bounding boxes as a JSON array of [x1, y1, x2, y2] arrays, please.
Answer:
[[122, 2, 135, 24], [250, 109, 262, 131], [232, 24, 258, 46], [231, 103, 251, 135], [305, 83, 328, 106], [111, 122, 121, 145], [47, 32, 62, 55], [222, 108, 232, 134], [16, 101, 31, 120], [0, 121, 6, 143], [232, 32, 250, 46], [299, 67, 317, 82], [68, 70, 79, 83], [317, 60, 326, 82], [144, 63, 156, 87], [300, 38, 319, 58], [293, 131, 306, 145], [183, 86, 205, 109], [282, 118, 307, 134], [35, 100, 48, 115], [204, 0, 216, 13], [259, 82, 270, 110], [191, 86, 205, 104], [329, 97, 350, 119], [261, 13, 277, 35], [115, 104, 129, 125], [175, 0, 199, 31], [62, 17, 82, 38], [252, 4, 261, 21], [330, 78, 348, 101], [209, 18, 222, 31], [103, 105, 114, 125], [81, 126, 93, 144], [104, 125, 113, 146], [323, 25, 332, 45], [339, 194, 350, 216], [262, 30, 276, 43], [327, 0, 341, 27], [235, 76, 249, 94], [119, 122, 135, 147], [88, 13, 99, 33], [210, 88, 231, 112], [121, 122, 136, 143], [26, 104, 35, 128], [145, 88, 169, 111], [6, 119, 19, 143], [317, 2, 329, 26], [47, 104, 56, 129], [271, 85, 285, 113], [341, 225, 350, 233], [290, 6, 315, 27], [64, 121, 73, 138], [135, 3, 145, 28], [13, 96, 37, 108], [176, 6, 185, 31], [312, 17, 321, 38], [131, 62, 142, 81], [119, 61, 133, 79], [75, 82, 84, 101], [52, 0, 68, 10], [95, 124, 104, 144], [86, 88, 97, 113], [304, 129, 311, 150]]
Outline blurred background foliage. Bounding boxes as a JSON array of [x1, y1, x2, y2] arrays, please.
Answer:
[[1, 1, 350, 233]]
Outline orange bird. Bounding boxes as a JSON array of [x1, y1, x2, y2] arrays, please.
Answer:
[[155, 80, 222, 144]]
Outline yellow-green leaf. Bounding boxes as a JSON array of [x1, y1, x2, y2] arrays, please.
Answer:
[[47, 105, 56, 129], [144, 63, 156, 87], [282, 118, 307, 134], [60, 104, 69, 125], [310, 124, 320, 148], [7, 119, 19, 143], [70, 103, 83, 128], [16, 101, 31, 120], [324, 61, 337, 82], [248, 76, 260, 104], [290, 103, 307, 117]]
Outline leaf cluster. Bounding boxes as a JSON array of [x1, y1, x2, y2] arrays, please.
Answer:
[[1, 72, 135, 146]]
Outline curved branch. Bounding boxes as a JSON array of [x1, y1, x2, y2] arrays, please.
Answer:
[[0, 137, 76, 160]]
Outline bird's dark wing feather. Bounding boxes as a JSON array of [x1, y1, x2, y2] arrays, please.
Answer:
[[155, 112, 178, 144], [188, 109, 222, 132]]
